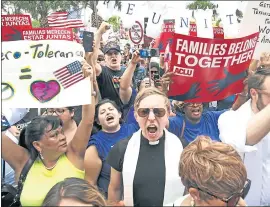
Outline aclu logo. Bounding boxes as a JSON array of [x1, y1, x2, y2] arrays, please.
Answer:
[[173, 66, 194, 77]]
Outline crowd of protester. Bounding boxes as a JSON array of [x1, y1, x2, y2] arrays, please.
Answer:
[[2, 21, 270, 206]]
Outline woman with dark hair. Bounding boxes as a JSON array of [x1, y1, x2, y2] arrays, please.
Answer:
[[43, 106, 78, 144], [84, 98, 139, 198], [2, 60, 96, 206], [172, 136, 250, 206], [42, 178, 107, 206]]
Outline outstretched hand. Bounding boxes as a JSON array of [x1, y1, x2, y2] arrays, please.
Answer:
[[207, 67, 246, 96], [169, 82, 201, 101]]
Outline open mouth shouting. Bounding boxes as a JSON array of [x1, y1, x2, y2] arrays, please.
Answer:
[[146, 124, 158, 139], [106, 114, 115, 124], [191, 108, 201, 117], [111, 58, 117, 64]]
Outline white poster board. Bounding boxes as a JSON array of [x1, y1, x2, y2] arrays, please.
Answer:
[[2, 40, 91, 108], [239, 1, 270, 59]]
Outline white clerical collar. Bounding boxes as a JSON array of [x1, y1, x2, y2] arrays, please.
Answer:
[[149, 140, 160, 145]]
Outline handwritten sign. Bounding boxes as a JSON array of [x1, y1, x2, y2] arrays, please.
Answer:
[[168, 32, 259, 102], [2, 40, 91, 108], [239, 1, 270, 59], [1, 14, 32, 41]]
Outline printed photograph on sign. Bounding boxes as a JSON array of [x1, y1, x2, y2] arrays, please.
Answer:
[[2, 40, 91, 108]]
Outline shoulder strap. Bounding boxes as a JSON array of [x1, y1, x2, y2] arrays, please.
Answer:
[[13, 158, 34, 202]]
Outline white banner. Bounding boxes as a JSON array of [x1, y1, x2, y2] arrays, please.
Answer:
[[2, 40, 91, 108], [238, 1, 270, 59]]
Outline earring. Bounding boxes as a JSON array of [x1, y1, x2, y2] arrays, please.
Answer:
[[39, 151, 44, 160]]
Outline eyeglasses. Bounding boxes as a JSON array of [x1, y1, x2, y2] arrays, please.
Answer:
[[137, 108, 166, 118], [45, 108, 67, 115], [192, 179, 251, 207]]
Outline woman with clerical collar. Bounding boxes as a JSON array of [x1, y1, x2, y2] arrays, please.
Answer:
[[107, 87, 185, 206]]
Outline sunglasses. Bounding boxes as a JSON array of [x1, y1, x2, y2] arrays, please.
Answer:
[[193, 179, 251, 207], [45, 108, 67, 116], [137, 108, 166, 118]]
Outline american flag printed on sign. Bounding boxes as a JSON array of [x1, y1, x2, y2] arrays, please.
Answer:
[[53, 61, 84, 89], [47, 10, 84, 28]]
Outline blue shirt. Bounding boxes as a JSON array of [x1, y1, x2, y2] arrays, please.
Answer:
[[87, 122, 139, 197], [168, 110, 227, 143]]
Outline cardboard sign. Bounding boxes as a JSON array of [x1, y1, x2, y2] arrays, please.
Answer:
[[129, 21, 144, 44], [168, 32, 260, 102], [2, 14, 32, 41], [238, 1, 270, 59], [2, 40, 91, 108], [2, 27, 74, 42]]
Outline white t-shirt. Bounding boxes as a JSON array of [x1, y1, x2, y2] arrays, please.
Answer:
[[218, 100, 270, 206]]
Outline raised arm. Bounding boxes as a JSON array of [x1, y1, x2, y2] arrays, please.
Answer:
[[92, 22, 111, 76], [67, 59, 95, 169], [2, 131, 29, 173], [246, 103, 270, 145], [119, 50, 140, 104]]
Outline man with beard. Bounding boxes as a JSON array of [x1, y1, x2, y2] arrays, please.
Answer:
[[92, 22, 140, 118], [218, 67, 270, 206], [167, 102, 227, 144]]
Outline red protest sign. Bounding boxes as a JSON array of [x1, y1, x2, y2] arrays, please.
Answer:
[[22, 28, 73, 41], [168, 32, 260, 102], [162, 19, 175, 33], [2, 27, 74, 42], [213, 26, 224, 39], [189, 22, 197, 37], [157, 19, 175, 53], [1, 14, 32, 41]]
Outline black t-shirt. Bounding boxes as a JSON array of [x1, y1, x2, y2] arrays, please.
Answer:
[[107, 133, 166, 206], [97, 66, 125, 108]]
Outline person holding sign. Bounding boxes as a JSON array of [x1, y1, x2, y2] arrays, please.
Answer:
[[2, 58, 96, 206]]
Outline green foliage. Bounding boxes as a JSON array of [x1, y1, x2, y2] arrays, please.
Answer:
[[32, 19, 40, 28], [107, 15, 121, 32], [186, 0, 216, 10]]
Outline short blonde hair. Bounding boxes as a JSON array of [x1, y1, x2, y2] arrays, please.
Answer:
[[179, 136, 247, 201], [134, 87, 170, 111]]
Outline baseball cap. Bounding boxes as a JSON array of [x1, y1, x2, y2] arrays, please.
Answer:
[[103, 42, 121, 54]]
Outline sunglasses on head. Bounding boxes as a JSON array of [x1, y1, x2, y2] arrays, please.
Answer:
[[193, 179, 251, 207], [137, 108, 166, 118]]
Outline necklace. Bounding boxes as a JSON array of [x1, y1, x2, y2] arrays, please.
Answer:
[[39, 155, 60, 170]]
